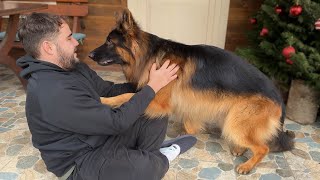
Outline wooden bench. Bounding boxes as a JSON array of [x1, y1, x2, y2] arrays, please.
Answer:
[[0, 0, 88, 48]]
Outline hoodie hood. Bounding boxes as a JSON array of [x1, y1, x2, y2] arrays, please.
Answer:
[[16, 55, 65, 79]]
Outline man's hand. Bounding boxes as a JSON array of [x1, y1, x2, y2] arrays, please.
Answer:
[[147, 60, 179, 93]]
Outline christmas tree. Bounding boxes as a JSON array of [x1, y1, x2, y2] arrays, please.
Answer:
[[236, 0, 320, 90]]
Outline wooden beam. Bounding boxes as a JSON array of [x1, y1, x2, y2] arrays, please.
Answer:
[[57, 0, 88, 3], [2, 0, 88, 3], [2, 0, 55, 2], [36, 4, 88, 17]]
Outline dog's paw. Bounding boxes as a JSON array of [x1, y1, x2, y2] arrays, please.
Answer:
[[236, 163, 252, 175], [230, 147, 247, 157]]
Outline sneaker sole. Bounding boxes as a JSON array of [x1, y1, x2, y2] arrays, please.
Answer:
[[161, 135, 197, 154]]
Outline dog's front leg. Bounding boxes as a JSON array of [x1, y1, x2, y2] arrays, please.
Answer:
[[100, 93, 135, 108], [144, 96, 171, 118], [101, 93, 170, 117], [144, 84, 174, 118]]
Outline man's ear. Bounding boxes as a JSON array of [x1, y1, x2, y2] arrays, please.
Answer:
[[41, 41, 55, 55]]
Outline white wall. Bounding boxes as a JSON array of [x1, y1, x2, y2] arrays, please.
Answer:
[[128, 0, 230, 48]]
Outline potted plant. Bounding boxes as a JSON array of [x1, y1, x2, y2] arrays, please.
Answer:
[[236, 0, 320, 124]]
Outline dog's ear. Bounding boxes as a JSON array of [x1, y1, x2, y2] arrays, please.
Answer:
[[122, 9, 134, 27], [116, 9, 137, 33]]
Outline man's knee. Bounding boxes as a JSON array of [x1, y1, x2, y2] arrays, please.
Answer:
[[135, 154, 169, 179], [99, 150, 169, 180], [141, 116, 168, 129]]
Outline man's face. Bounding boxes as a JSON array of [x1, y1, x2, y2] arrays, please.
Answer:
[[55, 23, 80, 70]]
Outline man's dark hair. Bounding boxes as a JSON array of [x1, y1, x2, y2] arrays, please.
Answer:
[[18, 13, 67, 58]]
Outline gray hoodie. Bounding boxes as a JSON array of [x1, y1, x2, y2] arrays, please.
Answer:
[[17, 55, 155, 176]]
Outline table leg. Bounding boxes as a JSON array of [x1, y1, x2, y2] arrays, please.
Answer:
[[0, 14, 19, 54], [0, 14, 27, 90], [0, 54, 27, 89]]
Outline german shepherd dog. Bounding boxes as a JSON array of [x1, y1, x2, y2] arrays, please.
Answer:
[[89, 9, 294, 174]]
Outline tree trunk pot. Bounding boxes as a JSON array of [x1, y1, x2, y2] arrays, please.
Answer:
[[286, 80, 319, 125]]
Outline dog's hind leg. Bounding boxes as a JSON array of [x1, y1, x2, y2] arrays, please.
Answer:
[[223, 98, 281, 174], [225, 124, 269, 174], [236, 141, 269, 174]]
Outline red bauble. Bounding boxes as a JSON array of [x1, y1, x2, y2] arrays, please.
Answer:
[[286, 59, 293, 65], [282, 46, 296, 58], [290, 5, 303, 16], [249, 18, 257, 24], [275, 6, 282, 14], [260, 28, 269, 36], [315, 18, 320, 30]]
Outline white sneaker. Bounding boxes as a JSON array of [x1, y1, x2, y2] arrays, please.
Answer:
[[159, 144, 181, 162], [161, 135, 197, 154]]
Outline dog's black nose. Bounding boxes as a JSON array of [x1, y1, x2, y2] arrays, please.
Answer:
[[88, 52, 95, 59]]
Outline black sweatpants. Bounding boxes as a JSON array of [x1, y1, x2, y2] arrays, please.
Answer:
[[69, 116, 169, 180]]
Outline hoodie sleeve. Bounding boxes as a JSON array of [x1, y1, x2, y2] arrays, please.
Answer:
[[38, 82, 155, 135], [103, 83, 137, 97], [82, 63, 137, 97]]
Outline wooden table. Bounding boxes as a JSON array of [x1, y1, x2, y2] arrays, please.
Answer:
[[0, 2, 48, 89]]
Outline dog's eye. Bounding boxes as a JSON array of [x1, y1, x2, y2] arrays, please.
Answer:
[[106, 37, 112, 45]]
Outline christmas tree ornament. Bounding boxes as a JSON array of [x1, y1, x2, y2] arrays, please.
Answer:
[[289, 5, 303, 16], [286, 59, 293, 65], [315, 18, 320, 30], [249, 18, 257, 24], [282, 46, 296, 58], [236, 0, 320, 94], [260, 28, 269, 36], [275, 6, 282, 14]]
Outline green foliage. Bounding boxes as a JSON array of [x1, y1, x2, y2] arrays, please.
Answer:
[[236, 0, 320, 90]]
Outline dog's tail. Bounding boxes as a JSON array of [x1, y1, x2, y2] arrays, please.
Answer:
[[268, 129, 295, 152], [268, 102, 295, 152]]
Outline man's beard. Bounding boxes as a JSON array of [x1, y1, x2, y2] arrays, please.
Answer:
[[56, 45, 79, 70]]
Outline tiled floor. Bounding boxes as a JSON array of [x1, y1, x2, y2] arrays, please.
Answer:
[[0, 64, 320, 180]]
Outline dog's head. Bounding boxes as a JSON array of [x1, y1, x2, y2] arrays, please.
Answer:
[[89, 9, 143, 66]]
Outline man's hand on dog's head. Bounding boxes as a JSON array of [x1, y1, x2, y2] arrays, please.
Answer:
[[147, 60, 179, 93]]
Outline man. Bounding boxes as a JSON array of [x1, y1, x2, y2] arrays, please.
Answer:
[[17, 13, 196, 180]]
